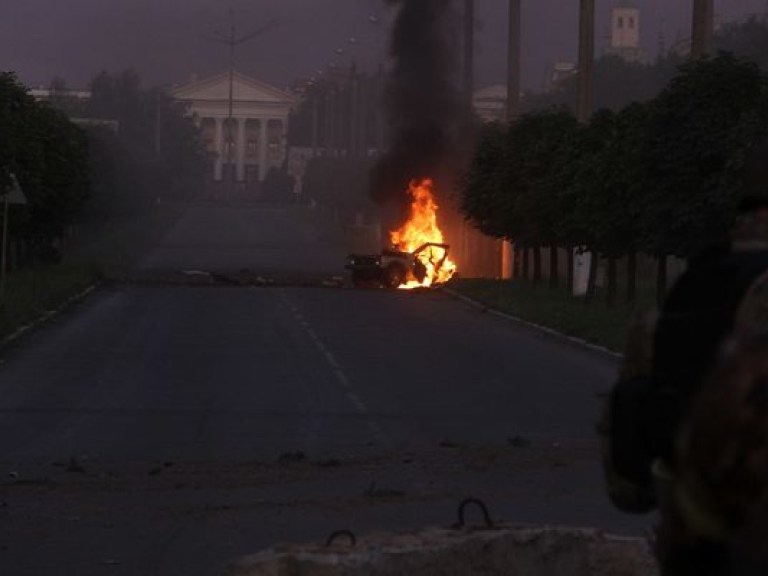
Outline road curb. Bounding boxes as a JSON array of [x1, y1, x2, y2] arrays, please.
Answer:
[[441, 287, 623, 360], [1, 284, 99, 349]]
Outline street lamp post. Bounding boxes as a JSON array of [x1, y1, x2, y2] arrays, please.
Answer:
[[310, 13, 384, 158], [344, 35, 381, 158], [506, 0, 521, 124], [205, 6, 275, 199], [503, 0, 522, 279]]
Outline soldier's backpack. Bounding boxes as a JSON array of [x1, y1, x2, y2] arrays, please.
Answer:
[[600, 247, 768, 513]]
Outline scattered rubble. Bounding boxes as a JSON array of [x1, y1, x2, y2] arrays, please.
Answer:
[[276, 451, 307, 464], [508, 436, 532, 448]]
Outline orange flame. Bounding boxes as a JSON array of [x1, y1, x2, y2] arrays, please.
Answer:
[[390, 179, 457, 289]]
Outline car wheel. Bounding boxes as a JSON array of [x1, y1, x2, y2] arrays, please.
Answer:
[[383, 264, 406, 289]]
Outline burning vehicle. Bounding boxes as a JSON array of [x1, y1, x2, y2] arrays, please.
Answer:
[[346, 242, 452, 289], [346, 179, 457, 289]]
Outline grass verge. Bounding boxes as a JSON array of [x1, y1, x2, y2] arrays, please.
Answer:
[[446, 278, 655, 353], [0, 265, 103, 342], [1, 204, 187, 343]]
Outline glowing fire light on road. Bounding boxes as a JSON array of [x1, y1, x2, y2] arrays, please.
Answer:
[[390, 179, 457, 289]]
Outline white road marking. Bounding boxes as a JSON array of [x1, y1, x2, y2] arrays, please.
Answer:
[[280, 291, 393, 450]]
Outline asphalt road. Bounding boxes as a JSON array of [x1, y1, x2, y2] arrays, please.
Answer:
[[0, 205, 651, 575]]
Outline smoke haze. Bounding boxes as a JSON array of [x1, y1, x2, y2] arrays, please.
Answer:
[[369, 0, 462, 209]]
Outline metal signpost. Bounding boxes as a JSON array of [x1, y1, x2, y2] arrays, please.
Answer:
[[0, 174, 28, 300]]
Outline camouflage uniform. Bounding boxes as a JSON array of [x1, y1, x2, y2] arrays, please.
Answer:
[[599, 206, 768, 575]]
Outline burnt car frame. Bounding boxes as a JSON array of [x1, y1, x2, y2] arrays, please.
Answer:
[[345, 242, 451, 289]]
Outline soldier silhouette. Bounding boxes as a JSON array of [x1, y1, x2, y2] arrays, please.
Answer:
[[600, 138, 768, 575]]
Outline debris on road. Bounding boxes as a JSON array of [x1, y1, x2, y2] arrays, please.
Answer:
[[438, 439, 463, 449], [66, 457, 86, 474], [364, 481, 406, 499], [276, 451, 307, 464], [508, 435, 532, 448]]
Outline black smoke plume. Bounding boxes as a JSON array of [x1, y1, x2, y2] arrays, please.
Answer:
[[370, 0, 463, 211]]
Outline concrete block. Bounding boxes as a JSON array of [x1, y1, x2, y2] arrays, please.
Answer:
[[228, 524, 658, 576]]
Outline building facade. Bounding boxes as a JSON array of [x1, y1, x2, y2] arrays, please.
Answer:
[[473, 85, 508, 123], [605, 6, 646, 62], [170, 71, 296, 197]]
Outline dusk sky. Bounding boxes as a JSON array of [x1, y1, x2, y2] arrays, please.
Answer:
[[2, 0, 767, 93]]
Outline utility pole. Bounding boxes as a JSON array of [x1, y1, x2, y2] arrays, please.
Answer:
[[326, 87, 336, 157], [506, 0, 521, 123], [206, 5, 274, 200], [463, 0, 475, 128], [375, 65, 386, 154], [577, 0, 595, 124], [691, 0, 714, 59], [356, 76, 368, 158], [503, 0, 522, 280], [575, 0, 595, 297], [461, 0, 476, 277], [349, 71, 360, 157], [311, 90, 319, 158]]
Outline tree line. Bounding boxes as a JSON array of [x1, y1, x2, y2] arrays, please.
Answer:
[[522, 16, 768, 116], [287, 69, 385, 219], [59, 69, 206, 219], [0, 70, 206, 269], [460, 52, 768, 306], [1, 71, 89, 264]]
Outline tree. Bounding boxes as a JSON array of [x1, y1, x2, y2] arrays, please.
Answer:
[[303, 156, 376, 218], [522, 53, 683, 116], [0, 72, 35, 191], [460, 49, 768, 305], [81, 70, 207, 214], [21, 105, 90, 240], [460, 122, 508, 238], [522, 16, 768, 118], [558, 109, 618, 300], [716, 16, 768, 73], [640, 53, 768, 261], [595, 103, 654, 305], [461, 109, 579, 284], [0, 72, 91, 263]]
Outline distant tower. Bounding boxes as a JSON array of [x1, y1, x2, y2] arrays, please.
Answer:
[[612, 6, 640, 49], [607, 4, 644, 62]]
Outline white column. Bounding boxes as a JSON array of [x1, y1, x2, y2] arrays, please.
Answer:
[[236, 118, 246, 182], [258, 118, 269, 181], [214, 118, 223, 181]]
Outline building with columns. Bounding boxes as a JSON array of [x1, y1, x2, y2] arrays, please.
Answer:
[[170, 71, 296, 197]]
